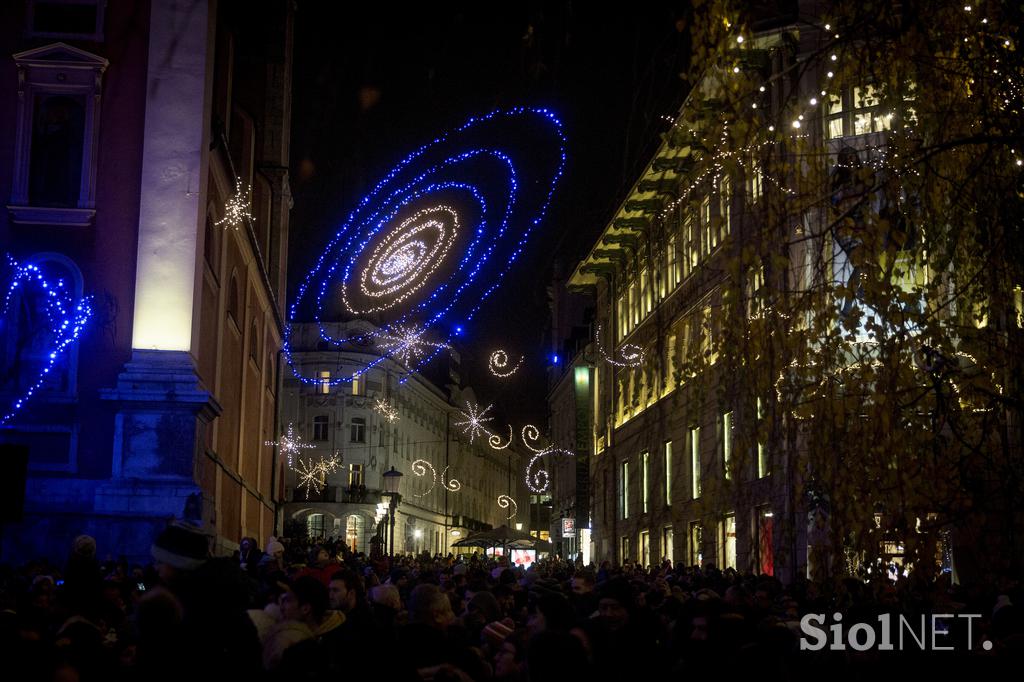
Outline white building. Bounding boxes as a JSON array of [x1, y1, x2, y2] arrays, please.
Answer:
[[280, 321, 526, 555]]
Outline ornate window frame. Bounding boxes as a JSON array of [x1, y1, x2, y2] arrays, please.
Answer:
[[8, 42, 107, 227]]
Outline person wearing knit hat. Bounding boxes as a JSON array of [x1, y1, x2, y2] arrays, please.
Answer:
[[72, 534, 97, 558], [151, 521, 209, 582]]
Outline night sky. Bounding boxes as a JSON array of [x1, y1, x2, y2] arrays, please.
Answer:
[[288, 2, 691, 424]]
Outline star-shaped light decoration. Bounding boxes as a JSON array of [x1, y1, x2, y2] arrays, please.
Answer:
[[266, 422, 315, 468], [375, 324, 450, 367], [214, 178, 253, 230], [454, 401, 494, 444], [293, 454, 341, 499], [374, 397, 400, 423]]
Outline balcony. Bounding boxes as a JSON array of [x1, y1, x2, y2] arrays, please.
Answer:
[[289, 485, 382, 505]]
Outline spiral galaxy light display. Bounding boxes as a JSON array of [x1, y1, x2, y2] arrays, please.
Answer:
[[285, 108, 566, 383]]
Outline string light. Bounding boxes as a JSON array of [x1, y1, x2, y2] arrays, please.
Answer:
[[374, 397, 400, 422], [1, 256, 93, 426], [266, 422, 314, 468], [214, 178, 252, 230], [521, 424, 575, 494], [497, 494, 518, 519], [411, 458, 437, 497], [595, 323, 646, 367], [440, 465, 462, 492], [488, 424, 514, 450], [293, 454, 340, 499], [454, 402, 494, 444], [374, 324, 449, 367], [283, 108, 566, 385], [488, 349, 524, 378]]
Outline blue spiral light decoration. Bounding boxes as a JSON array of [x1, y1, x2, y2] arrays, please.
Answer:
[[1, 255, 93, 426], [286, 108, 566, 383]]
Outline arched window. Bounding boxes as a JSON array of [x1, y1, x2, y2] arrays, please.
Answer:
[[227, 272, 241, 325], [307, 513, 325, 539], [249, 319, 261, 364], [346, 515, 362, 553]]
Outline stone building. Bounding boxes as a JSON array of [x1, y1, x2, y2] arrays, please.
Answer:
[[0, 0, 292, 561]]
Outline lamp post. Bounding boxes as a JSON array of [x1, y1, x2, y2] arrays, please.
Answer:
[[382, 466, 403, 558]]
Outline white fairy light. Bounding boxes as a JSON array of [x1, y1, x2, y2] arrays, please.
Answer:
[[411, 459, 437, 497], [497, 495, 519, 520], [488, 349, 524, 378], [454, 402, 494, 444], [293, 454, 341, 499], [488, 424, 514, 450], [595, 323, 646, 367], [440, 466, 462, 492], [215, 178, 252, 230], [374, 397, 400, 423], [521, 424, 575, 494], [266, 422, 314, 468], [375, 324, 450, 367]]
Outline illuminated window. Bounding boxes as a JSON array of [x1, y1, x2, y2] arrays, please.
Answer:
[[719, 176, 731, 243], [620, 535, 630, 563], [746, 158, 763, 204], [756, 507, 774, 576], [664, 440, 673, 505], [690, 426, 701, 499], [312, 415, 329, 441], [666, 236, 678, 291], [640, 268, 651, 315], [757, 398, 768, 478], [639, 530, 650, 567], [351, 372, 363, 396], [319, 370, 331, 395], [620, 460, 629, 520], [662, 526, 674, 564], [826, 84, 893, 140], [688, 521, 703, 566], [348, 463, 364, 487], [721, 411, 733, 480], [721, 514, 737, 569], [686, 216, 698, 273], [641, 451, 649, 514], [701, 195, 714, 255]]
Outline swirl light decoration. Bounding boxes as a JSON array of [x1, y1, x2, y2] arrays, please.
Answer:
[[1, 256, 93, 427], [285, 108, 566, 386], [266, 423, 314, 468], [440, 465, 462, 492], [521, 424, 575, 494], [497, 495, 518, 520], [454, 402, 494, 444], [411, 458, 437, 497], [488, 349, 524, 378], [488, 424, 514, 450], [595, 323, 646, 368]]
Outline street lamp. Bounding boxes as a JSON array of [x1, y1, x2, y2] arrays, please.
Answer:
[[382, 466, 403, 558]]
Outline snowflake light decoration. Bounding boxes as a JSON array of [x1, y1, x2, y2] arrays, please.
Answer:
[[374, 324, 449, 367], [293, 454, 340, 499], [215, 178, 252, 230], [454, 401, 494, 444], [374, 397, 400, 423], [266, 422, 314, 468]]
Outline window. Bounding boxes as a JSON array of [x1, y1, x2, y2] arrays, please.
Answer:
[[9, 43, 107, 226], [352, 373, 364, 396], [617, 293, 627, 339], [312, 415, 329, 442], [319, 370, 331, 395], [227, 274, 241, 325], [630, 281, 639, 327], [667, 236, 680, 289], [690, 426, 701, 499], [757, 398, 768, 478], [756, 507, 775, 576], [700, 305, 717, 364], [686, 216, 699, 273], [664, 441, 673, 506], [307, 513, 325, 539], [688, 521, 703, 566], [620, 535, 630, 563], [249, 320, 261, 363], [719, 176, 731, 243], [350, 417, 366, 443], [641, 451, 649, 514], [722, 514, 737, 569], [348, 463, 364, 487], [639, 530, 650, 568], [701, 195, 714, 255], [28, 1, 105, 40], [826, 84, 893, 140], [345, 515, 362, 552], [721, 411, 733, 480], [619, 460, 629, 520], [662, 526, 674, 564], [640, 269, 651, 315], [747, 265, 765, 318], [746, 158, 763, 204], [204, 213, 221, 275]]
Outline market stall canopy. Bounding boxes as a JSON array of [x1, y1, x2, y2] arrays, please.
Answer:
[[452, 524, 540, 549]]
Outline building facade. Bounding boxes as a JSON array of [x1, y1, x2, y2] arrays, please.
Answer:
[[0, 0, 292, 561], [281, 321, 527, 556]]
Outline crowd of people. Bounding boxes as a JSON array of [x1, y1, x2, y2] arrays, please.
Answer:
[[1, 522, 1021, 681]]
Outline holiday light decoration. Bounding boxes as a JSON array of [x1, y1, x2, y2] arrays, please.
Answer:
[[411, 458, 437, 497], [293, 454, 341, 499], [520, 424, 575, 494], [1, 256, 93, 426], [454, 401, 494, 444], [488, 349, 523, 378], [497, 494, 518, 520], [215, 178, 252, 230], [266, 422, 314, 468], [284, 108, 566, 385], [488, 424, 514, 450], [374, 324, 449, 368], [374, 397, 400, 423], [595, 323, 646, 368], [440, 465, 462, 492]]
